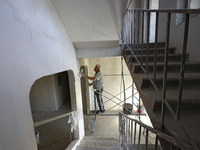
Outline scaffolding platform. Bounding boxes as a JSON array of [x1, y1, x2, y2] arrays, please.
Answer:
[[89, 110, 146, 116]]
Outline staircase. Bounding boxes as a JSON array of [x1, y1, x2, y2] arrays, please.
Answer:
[[123, 42, 200, 149], [76, 136, 122, 150]]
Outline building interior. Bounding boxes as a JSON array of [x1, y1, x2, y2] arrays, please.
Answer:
[[1, 0, 200, 150]]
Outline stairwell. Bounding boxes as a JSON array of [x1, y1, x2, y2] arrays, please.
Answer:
[[123, 42, 200, 149]]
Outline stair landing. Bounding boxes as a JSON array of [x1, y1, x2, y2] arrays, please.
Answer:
[[78, 115, 122, 150]]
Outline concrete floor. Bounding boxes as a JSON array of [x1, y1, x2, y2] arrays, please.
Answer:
[[32, 103, 73, 150], [32, 103, 72, 122], [84, 115, 119, 139]]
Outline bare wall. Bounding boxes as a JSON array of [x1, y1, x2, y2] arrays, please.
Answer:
[[0, 0, 84, 149], [30, 75, 57, 112]]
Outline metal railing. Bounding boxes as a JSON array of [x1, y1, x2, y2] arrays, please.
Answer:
[[121, 8, 200, 126], [119, 112, 195, 150]]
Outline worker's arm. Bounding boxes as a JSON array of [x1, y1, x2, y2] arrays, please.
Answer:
[[82, 73, 97, 81]]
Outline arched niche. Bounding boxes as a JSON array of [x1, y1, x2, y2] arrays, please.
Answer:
[[29, 70, 77, 113]]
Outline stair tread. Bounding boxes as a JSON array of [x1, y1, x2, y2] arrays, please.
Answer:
[[83, 136, 119, 141], [80, 141, 120, 147], [125, 47, 176, 50], [142, 86, 200, 100], [136, 72, 200, 79], [132, 61, 200, 66], [127, 53, 184, 57], [77, 136, 122, 150], [76, 145, 122, 150]]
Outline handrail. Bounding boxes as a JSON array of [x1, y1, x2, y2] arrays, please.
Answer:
[[134, 8, 200, 14], [34, 111, 74, 127], [120, 7, 200, 150], [119, 112, 196, 150]]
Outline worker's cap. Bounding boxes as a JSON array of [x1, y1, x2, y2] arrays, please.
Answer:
[[95, 64, 101, 69]]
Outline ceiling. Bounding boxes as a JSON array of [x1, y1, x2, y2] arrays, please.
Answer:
[[51, 0, 128, 49]]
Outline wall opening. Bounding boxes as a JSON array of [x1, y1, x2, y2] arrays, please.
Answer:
[[29, 70, 77, 150]]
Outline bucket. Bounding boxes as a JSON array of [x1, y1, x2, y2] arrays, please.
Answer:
[[123, 103, 133, 114]]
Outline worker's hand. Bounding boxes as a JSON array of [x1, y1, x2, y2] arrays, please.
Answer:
[[82, 73, 86, 77]]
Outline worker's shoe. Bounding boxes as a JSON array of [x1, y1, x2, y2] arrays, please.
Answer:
[[96, 110, 104, 115]]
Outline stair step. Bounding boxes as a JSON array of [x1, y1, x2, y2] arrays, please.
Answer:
[[133, 62, 200, 73], [83, 136, 119, 142], [79, 140, 120, 147], [136, 73, 200, 88], [76, 145, 122, 150], [153, 98, 200, 111], [125, 42, 166, 49], [142, 86, 200, 101], [128, 53, 189, 63], [124, 47, 176, 55], [76, 136, 122, 150]]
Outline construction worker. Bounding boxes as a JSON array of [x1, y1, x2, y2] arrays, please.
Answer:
[[82, 64, 105, 114]]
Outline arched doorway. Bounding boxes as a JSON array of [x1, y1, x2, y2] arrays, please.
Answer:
[[29, 70, 77, 150]]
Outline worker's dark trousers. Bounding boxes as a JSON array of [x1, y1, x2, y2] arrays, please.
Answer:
[[95, 88, 105, 112]]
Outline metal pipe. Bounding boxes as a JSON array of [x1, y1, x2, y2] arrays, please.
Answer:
[[139, 96, 141, 120], [130, 11, 133, 70], [146, 12, 151, 74], [153, 12, 159, 84], [134, 10, 137, 53], [145, 130, 149, 150], [138, 125, 142, 149], [132, 81, 134, 110], [129, 10, 131, 44], [161, 13, 171, 131], [176, 13, 190, 121], [155, 135, 158, 150], [130, 10, 133, 45], [131, 120, 133, 148], [129, 119, 131, 146], [137, 11, 141, 58], [141, 11, 144, 66], [134, 122, 137, 144], [131, 10, 134, 45]]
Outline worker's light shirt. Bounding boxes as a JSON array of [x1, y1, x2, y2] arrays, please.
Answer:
[[93, 72, 103, 90]]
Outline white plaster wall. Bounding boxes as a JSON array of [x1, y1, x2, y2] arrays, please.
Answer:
[[76, 47, 121, 58], [0, 0, 84, 149], [30, 75, 57, 111], [158, 0, 200, 61]]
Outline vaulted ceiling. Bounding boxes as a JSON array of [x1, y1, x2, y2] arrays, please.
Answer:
[[51, 0, 128, 49]]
